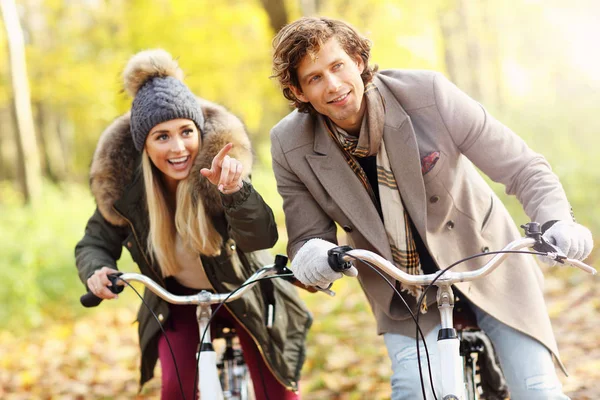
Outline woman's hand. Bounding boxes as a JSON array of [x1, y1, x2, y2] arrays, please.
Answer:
[[200, 142, 244, 194], [87, 266, 121, 299]]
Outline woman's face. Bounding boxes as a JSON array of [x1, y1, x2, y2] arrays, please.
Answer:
[[145, 118, 200, 192]]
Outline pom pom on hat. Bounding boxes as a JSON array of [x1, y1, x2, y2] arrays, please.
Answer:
[[123, 49, 184, 97], [123, 49, 204, 152]]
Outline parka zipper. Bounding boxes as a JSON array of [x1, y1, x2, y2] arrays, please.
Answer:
[[205, 250, 300, 392], [112, 206, 165, 286], [222, 302, 299, 392], [114, 205, 302, 390], [115, 208, 300, 390]]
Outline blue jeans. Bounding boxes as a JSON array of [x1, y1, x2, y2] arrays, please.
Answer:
[[383, 303, 568, 400]]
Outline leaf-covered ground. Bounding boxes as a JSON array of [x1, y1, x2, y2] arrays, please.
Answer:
[[1, 269, 598, 399]]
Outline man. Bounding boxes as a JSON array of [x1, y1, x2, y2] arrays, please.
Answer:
[[269, 16, 593, 400]]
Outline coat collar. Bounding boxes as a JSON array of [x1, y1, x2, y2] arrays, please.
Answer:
[[306, 74, 428, 256], [89, 98, 254, 226], [377, 75, 428, 239]]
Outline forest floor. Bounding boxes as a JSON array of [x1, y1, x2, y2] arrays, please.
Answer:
[[1, 268, 598, 399]]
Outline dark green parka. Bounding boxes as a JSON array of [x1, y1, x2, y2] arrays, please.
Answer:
[[75, 99, 312, 391]]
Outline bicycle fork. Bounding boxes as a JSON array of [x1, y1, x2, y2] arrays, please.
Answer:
[[196, 296, 225, 400], [437, 284, 466, 400]]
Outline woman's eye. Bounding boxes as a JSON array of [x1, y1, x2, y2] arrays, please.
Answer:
[[157, 134, 169, 141], [333, 63, 343, 70], [182, 129, 194, 136]]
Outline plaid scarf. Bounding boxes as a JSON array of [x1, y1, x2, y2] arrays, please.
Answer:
[[323, 83, 426, 310]]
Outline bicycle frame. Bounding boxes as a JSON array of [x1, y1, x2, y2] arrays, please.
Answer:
[[334, 236, 596, 400], [83, 265, 283, 400]]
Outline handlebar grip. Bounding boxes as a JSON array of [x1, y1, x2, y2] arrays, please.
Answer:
[[80, 291, 104, 308], [327, 245, 354, 272], [80, 273, 124, 308]]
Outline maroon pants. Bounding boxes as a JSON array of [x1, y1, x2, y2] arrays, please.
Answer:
[[157, 301, 299, 400]]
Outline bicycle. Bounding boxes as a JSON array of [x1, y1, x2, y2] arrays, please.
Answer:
[[80, 255, 292, 400], [323, 222, 596, 400]]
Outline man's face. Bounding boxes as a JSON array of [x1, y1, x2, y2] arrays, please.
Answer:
[[292, 37, 366, 134]]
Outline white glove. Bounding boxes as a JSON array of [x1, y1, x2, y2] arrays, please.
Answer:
[[539, 221, 593, 266], [290, 238, 358, 288]]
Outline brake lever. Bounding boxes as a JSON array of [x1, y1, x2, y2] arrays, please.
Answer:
[[314, 285, 336, 297], [521, 222, 567, 264], [327, 245, 355, 272], [521, 222, 596, 273], [274, 254, 336, 296]]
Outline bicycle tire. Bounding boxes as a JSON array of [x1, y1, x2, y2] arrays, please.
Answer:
[[238, 365, 255, 400], [460, 331, 509, 400], [463, 355, 479, 400], [217, 333, 256, 400]]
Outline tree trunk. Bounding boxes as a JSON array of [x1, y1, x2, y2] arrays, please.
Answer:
[[36, 102, 67, 182], [0, 107, 17, 181], [1, 0, 42, 203], [259, 0, 289, 33], [439, 0, 503, 110], [300, 0, 319, 16], [438, 0, 485, 102]]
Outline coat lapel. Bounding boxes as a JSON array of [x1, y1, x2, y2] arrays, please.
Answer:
[[377, 77, 428, 241], [306, 117, 392, 259]]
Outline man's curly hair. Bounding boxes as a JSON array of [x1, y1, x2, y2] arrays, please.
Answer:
[[271, 17, 378, 115]]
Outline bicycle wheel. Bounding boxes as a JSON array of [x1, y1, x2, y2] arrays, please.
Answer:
[[460, 331, 509, 400], [217, 332, 255, 400], [237, 364, 255, 400], [463, 353, 479, 400]]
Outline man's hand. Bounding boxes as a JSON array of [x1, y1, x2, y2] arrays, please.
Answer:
[[290, 238, 358, 288], [200, 142, 244, 194], [539, 221, 593, 266]]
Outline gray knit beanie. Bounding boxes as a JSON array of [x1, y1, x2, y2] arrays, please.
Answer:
[[122, 49, 204, 152]]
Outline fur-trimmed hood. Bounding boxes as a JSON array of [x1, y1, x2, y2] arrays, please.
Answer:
[[89, 98, 253, 226]]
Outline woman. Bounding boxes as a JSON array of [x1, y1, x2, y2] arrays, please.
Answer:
[[75, 49, 311, 399]]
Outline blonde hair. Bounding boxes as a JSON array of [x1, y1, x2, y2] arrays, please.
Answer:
[[142, 151, 222, 277]]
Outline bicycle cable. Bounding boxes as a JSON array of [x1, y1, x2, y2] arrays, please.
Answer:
[[346, 248, 550, 400], [115, 272, 294, 400], [193, 272, 295, 400], [412, 248, 549, 399], [114, 277, 188, 400], [344, 254, 437, 400]]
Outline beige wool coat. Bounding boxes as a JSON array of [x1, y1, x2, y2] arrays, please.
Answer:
[[270, 70, 574, 368]]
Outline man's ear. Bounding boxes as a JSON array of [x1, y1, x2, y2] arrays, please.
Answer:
[[290, 85, 308, 103], [355, 56, 365, 73]]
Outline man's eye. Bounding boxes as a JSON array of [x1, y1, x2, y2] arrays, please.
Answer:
[[309, 75, 320, 83], [333, 63, 343, 70]]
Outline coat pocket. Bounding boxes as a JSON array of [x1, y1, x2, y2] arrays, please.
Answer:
[[122, 233, 141, 264], [422, 151, 446, 184], [213, 239, 247, 284], [481, 195, 494, 232]]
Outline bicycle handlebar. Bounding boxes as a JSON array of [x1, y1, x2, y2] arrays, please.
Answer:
[[328, 222, 596, 287], [335, 237, 595, 287], [80, 255, 291, 308]]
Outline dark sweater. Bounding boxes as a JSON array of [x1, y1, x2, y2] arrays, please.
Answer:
[[357, 156, 437, 274]]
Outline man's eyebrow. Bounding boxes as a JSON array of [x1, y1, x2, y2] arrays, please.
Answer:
[[302, 58, 345, 81], [299, 69, 316, 84]]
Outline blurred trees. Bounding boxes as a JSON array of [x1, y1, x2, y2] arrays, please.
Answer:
[[0, 0, 596, 237], [1, 0, 41, 203], [0, 0, 597, 192]]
